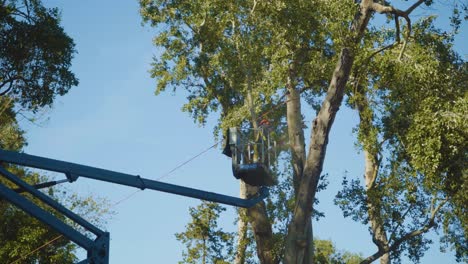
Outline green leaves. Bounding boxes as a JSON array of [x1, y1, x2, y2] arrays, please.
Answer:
[[140, 0, 339, 130], [175, 202, 234, 264], [340, 13, 467, 263], [141, 1, 467, 262], [0, 3, 108, 262], [0, 166, 112, 264], [314, 238, 363, 264], [0, 0, 78, 111]]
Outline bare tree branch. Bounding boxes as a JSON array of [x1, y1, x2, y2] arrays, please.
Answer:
[[360, 198, 448, 264], [395, 16, 401, 43], [0, 75, 31, 96], [0, 79, 14, 96], [371, 0, 426, 38]]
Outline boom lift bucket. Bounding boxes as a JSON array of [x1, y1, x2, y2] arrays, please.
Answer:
[[223, 127, 277, 186]]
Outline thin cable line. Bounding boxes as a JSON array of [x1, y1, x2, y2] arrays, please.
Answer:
[[156, 140, 221, 181], [112, 140, 222, 206], [8, 141, 220, 263], [11, 91, 293, 262]]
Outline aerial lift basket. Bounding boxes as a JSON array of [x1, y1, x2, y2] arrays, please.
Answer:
[[223, 127, 277, 186]]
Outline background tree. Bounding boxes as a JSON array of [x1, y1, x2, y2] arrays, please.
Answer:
[[0, 0, 78, 111], [0, 99, 111, 263], [175, 201, 235, 264], [0, 1, 111, 263], [314, 238, 363, 264]]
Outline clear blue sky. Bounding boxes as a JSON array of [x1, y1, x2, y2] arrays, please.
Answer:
[[18, 0, 466, 263]]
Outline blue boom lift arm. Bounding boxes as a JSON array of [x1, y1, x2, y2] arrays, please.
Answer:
[[0, 149, 268, 264]]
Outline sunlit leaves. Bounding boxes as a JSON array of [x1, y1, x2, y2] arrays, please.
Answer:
[[340, 14, 467, 262], [314, 238, 363, 264], [140, 0, 343, 129]]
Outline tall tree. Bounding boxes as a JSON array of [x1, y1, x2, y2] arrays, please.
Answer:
[[140, 1, 454, 263], [140, 1, 334, 262]]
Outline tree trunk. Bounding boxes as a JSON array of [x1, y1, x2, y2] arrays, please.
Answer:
[[236, 182, 277, 264], [284, 47, 355, 264], [286, 75, 313, 264], [303, 219, 314, 264], [283, 2, 374, 262], [364, 150, 391, 264], [243, 78, 277, 264], [246, 183, 276, 264], [235, 183, 248, 264], [286, 78, 306, 194]]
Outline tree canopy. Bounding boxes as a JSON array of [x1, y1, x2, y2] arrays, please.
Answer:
[[0, 1, 110, 263], [0, 0, 78, 111], [139, 1, 466, 263]]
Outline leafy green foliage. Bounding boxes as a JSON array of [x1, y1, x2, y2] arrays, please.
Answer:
[[338, 15, 467, 263], [0, 0, 78, 111], [139, 0, 345, 131], [0, 97, 25, 151], [377, 19, 467, 261], [0, 2, 110, 261], [0, 100, 111, 263], [314, 238, 363, 264], [175, 202, 234, 264]]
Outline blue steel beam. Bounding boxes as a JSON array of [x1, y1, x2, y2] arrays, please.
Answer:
[[0, 181, 94, 250], [88, 232, 110, 264], [0, 166, 104, 236], [0, 149, 268, 208], [14, 179, 69, 193]]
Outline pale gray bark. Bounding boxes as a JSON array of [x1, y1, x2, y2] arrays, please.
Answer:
[[286, 78, 306, 194], [286, 74, 313, 264], [363, 149, 391, 264], [283, 1, 375, 262], [283, 0, 431, 262], [284, 46, 356, 264]]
